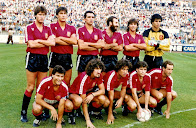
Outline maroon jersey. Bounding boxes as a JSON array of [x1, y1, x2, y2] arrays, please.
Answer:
[[50, 22, 76, 54], [148, 68, 173, 92], [100, 30, 123, 56], [123, 32, 145, 57], [104, 70, 128, 91], [127, 71, 151, 92], [37, 77, 69, 105], [69, 72, 103, 94], [77, 26, 103, 55], [25, 22, 52, 55]]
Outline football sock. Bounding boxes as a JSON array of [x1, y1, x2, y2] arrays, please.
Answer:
[[43, 109, 49, 115], [157, 98, 167, 109], [21, 90, 32, 113], [32, 110, 42, 120]]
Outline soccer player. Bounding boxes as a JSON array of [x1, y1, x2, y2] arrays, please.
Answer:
[[143, 14, 170, 71], [77, 11, 105, 75], [148, 60, 177, 119], [21, 6, 55, 122], [104, 59, 134, 124], [123, 18, 146, 70], [32, 65, 72, 128], [100, 16, 123, 75], [69, 59, 109, 127], [49, 7, 77, 87], [126, 61, 157, 116]]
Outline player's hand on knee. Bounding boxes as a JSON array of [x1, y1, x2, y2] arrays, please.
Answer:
[[164, 110, 170, 119], [84, 94, 94, 104], [115, 99, 123, 108], [51, 107, 58, 121]]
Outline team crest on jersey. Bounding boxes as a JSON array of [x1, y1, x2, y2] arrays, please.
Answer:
[[67, 31, 71, 37], [159, 35, 164, 40], [31, 28, 34, 31], [113, 39, 117, 43], [45, 33, 48, 39], [55, 27, 57, 30], [155, 76, 158, 79], [151, 37, 155, 40], [94, 35, 98, 40]]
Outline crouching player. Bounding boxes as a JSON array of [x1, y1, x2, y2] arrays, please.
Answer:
[[32, 65, 73, 128], [126, 61, 157, 117], [69, 59, 109, 128], [104, 59, 134, 124], [148, 60, 177, 118]]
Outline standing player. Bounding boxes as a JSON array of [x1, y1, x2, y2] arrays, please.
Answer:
[[143, 14, 170, 71], [21, 6, 55, 122], [125, 61, 157, 116], [49, 7, 77, 87], [77, 11, 105, 75], [69, 59, 109, 127], [100, 16, 123, 75], [123, 18, 146, 70], [32, 65, 73, 128], [148, 60, 177, 118], [104, 59, 134, 124]]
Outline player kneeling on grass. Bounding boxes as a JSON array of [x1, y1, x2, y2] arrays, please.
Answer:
[[148, 60, 177, 119], [126, 61, 157, 117], [32, 65, 73, 128], [69, 58, 109, 128], [104, 59, 133, 124]]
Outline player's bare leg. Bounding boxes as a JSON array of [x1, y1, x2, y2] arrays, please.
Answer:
[[122, 95, 136, 116], [64, 69, 72, 87], [32, 102, 44, 127]]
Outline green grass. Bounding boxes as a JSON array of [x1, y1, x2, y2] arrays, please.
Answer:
[[0, 44, 196, 128]]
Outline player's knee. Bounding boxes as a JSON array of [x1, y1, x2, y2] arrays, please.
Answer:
[[124, 94, 129, 102], [33, 105, 42, 114], [74, 97, 83, 107], [65, 100, 73, 111], [98, 95, 105, 105], [172, 91, 177, 99], [104, 98, 110, 107], [150, 99, 157, 106], [157, 93, 163, 100], [130, 102, 137, 110], [27, 84, 34, 92]]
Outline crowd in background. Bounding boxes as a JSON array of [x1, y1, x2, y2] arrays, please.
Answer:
[[0, 0, 196, 44]]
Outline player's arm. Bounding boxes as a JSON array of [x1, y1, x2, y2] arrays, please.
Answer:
[[111, 44, 123, 51], [115, 86, 126, 108], [158, 38, 170, 51], [164, 92, 172, 119], [87, 39, 105, 49], [107, 90, 115, 124], [81, 94, 95, 128], [35, 93, 58, 120], [124, 44, 140, 51], [58, 34, 77, 45], [37, 35, 55, 46], [145, 91, 150, 110], [133, 43, 147, 50], [144, 37, 155, 51], [27, 40, 46, 48], [102, 42, 118, 50], [78, 39, 97, 51], [131, 88, 142, 113]]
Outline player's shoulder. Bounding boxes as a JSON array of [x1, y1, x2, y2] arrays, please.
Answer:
[[142, 28, 151, 37], [129, 70, 137, 77], [123, 32, 129, 36], [160, 29, 169, 37], [67, 24, 76, 29], [61, 81, 69, 90], [148, 68, 162, 75], [144, 73, 151, 79], [168, 75, 173, 82], [40, 76, 53, 86], [93, 27, 102, 33], [104, 70, 116, 79]]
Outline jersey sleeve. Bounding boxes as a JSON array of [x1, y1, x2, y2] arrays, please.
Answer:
[[25, 26, 34, 42], [131, 75, 137, 89], [144, 76, 151, 91], [78, 28, 84, 40], [166, 77, 173, 92], [96, 74, 103, 85], [72, 26, 77, 35], [117, 33, 123, 45], [122, 75, 129, 87], [139, 35, 146, 44], [50, 24, 56, 36], [37, 82, 47, 96], [98, 29, 103, 40]]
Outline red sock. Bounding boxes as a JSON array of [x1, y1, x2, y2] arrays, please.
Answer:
[[73, 106, 80, 110], [92, 102, 102, 108], [32, 110, 42, 116], [149, 104, 157, 108], [25, 90, 32, 97], [127, 106, 136, 112], [64, 109, 72, 113]]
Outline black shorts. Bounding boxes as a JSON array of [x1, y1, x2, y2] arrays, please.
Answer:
[[48, 52, 73, 71], [123, 55, 139, 70], [143, 55, 163, 71], [126, 88, 145, 98], [86, 86, 100, 95], [76, 55, 98, 72], [25, 52, 48, 72], [100, 55, 117, 72]]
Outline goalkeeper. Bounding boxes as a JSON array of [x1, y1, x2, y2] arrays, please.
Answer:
[[142, 14, 170, 71]]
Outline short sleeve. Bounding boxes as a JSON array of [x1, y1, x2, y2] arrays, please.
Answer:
[[144, 76, 151, 91], [78, 28, 84, 40], [37, 83, 47, 96], [140, 35, 146, 44], [123, 34, 129, 45], [98, 29, 103, 40], [25, 26, 34, 42], [96, 74, 103, 85], [117, 33, 123, 45], [72, 26, 76, 35], [163, 30, 169, 38], [142, 29, 149, 37]]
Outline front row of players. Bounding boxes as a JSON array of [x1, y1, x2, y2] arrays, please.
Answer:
[[32, 59, 177, 128]]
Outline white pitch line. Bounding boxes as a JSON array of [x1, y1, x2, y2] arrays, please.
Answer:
[[121, 108, 196, 128], [178, 54, 196, 60]]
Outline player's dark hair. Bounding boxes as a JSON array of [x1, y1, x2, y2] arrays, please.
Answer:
[[84, 11, 95, 18], [34, 6, 47, 16], [151, 14, 162, 24], [115, 59, 132, 72], [56, 7, 67, 15], [85, 58, 105, 76], [127, 18, 139, 32], [162, 60, 174, 69], [136, 61, 148, 69], [107, 16, 117, 26], [52, 65, 65, 75]]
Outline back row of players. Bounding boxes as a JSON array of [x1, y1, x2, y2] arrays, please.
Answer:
[[20, 6, 177, 128]]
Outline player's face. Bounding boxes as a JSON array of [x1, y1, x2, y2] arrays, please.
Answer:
[[118, 66, 129, 77], [35, 12, 46, 23], [136, 67, 147, 77], [129, 23, 137, 32], [152, 19, 161, 29], [92, 68, 102, 78], [52, 72, 64, 86], [110, 18, 119, 32], [163, 64, 173, 76], [57, 10, 67, 22], [85, 13, 95, 26]]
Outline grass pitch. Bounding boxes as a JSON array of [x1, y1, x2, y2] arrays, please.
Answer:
[[0, 44, 196, 128]]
